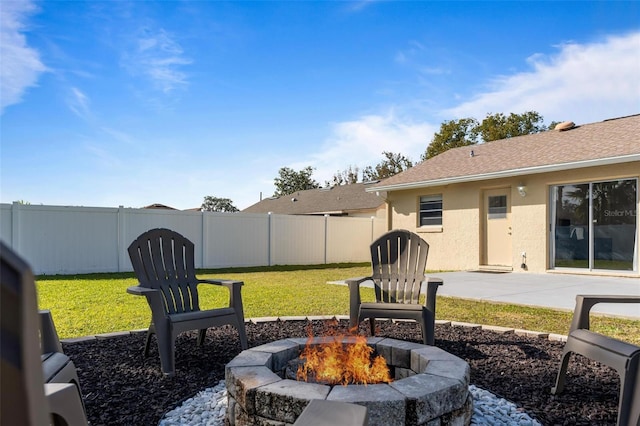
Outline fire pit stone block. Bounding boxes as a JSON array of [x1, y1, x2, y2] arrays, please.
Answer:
[[423, 359, 471, 387], [254, 379, 330, 423], [250, 340, 301, 373], [376, 338, 424, 369], [226, 366, 282, 415], [390, 373, 468, 424], [411, 346, 461, 372], [225, 348, 273, 372], [328, 383, 407, 425]]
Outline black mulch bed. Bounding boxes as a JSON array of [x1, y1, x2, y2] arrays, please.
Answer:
[[63, 319, 621, 425]]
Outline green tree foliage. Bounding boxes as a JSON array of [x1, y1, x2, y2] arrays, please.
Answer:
[[324, 152, 415, 186], [548, 120, 562, 131], [273, 166, 320, 196], [325, 165, 360, 187], [363, 151, 414, 181], [201, 196, 239, 212], [476, 111, 547, 142], [422, 111, 550, 160], [422, 118, 479, 160]]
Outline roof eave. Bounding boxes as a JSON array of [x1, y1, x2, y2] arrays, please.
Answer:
[[367, 154, 640, 192]]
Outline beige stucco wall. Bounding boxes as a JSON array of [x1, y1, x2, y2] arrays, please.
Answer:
[[347, 205, 386, 219], [385, 161, 640, 276]]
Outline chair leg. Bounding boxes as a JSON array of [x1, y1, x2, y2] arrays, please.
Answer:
[[421, 310, 435, 346], [157, 333, 176, 376], [143, 330, 153, 357], [197, 329, 207, 346], [617, 354, 639, 426], [237, 321, 249, 350], [368, 318, 376, 337], [551, 350, 572, 394]]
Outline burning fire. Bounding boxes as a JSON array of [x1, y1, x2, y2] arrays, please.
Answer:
[[296, 325, 392, 386]]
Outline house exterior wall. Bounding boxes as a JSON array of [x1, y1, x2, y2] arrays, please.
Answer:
[[385, 161, 640, 276], [350, 206, 387, 219]]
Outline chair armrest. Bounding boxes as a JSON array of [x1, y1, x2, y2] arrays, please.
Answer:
[[198, 280, 245, 315], [345, 276, 371, 287], [126, 285, 159, 296], [570, 295, 640, 333], [126, 286, 167, 322], [422, 277, 443, 313], [346, 277, 372, 307], [39, 310, 63, 354], [198, 279, 243, 289], [347, 277, 372, 328]]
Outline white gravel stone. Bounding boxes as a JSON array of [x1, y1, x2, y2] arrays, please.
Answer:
[[160, 381, 542, 426]]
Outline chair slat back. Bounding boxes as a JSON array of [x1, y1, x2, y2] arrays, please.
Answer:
[[370, 230, 429, 304], [1, 242, 50, 426], [128, 228, 200, 314]]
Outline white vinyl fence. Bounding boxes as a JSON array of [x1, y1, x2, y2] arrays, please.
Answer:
[[0, 203, 387, 275]]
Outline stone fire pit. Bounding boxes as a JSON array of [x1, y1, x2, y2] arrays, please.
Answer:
[[225, 337, 473, 425]]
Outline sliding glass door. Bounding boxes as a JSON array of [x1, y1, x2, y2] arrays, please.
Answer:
[[551, 179, 638, 271]]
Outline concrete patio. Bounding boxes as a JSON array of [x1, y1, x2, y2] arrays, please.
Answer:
[[332, 271, 640, 319]]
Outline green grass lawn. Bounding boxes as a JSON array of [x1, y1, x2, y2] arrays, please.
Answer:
[[36, 264, 640, 345]]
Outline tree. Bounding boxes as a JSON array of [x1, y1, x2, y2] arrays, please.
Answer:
[[422, 111, 551, 160], [273, 166, 320, 196], [326, 165, 360, 187], [475, 111, 547, 142], [363, 151, 414, 181], [201, 196, 239, 212], [422, 118, 479, 160], [548, 120, 562, 131]]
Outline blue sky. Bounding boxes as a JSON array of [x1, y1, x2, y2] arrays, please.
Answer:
[[1, 1, 639, 210]]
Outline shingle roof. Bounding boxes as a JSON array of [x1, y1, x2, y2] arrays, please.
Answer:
[[371, 114, 640, 191], [242, 182, 384, 215], [143, 203, 177, 210]]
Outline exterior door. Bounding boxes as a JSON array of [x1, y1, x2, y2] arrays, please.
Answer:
[[484, 188, 512, 267]]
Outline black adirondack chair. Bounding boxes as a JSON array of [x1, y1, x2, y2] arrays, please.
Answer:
[[1, 242, 87, 425], [551, 295, 640, 426], [127, 228, 248, 376], [347, 229, 443, 345]]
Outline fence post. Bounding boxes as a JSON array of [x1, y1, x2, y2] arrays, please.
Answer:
[[268, 212, 272, 266], [201, 211, 207, 269], [324, 214, 329, 264], [11, 201, 22, 251], [117, 206, 126, 272]]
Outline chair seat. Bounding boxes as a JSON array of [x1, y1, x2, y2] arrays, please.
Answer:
[[41, 352, 74, 383], [169, 307, 236, 324], [360, 302, 424, 312], [570, 329, 640, 358]]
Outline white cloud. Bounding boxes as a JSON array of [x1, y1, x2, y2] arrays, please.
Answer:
[[67, 87, 92, 121], [299, 111, 436, 183], [0, 0, 48, 114], [122, 27, 192, 93], [446, 32, 640, 125]]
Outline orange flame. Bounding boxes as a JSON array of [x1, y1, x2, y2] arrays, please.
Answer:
[[296, 324, 392, 386]]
